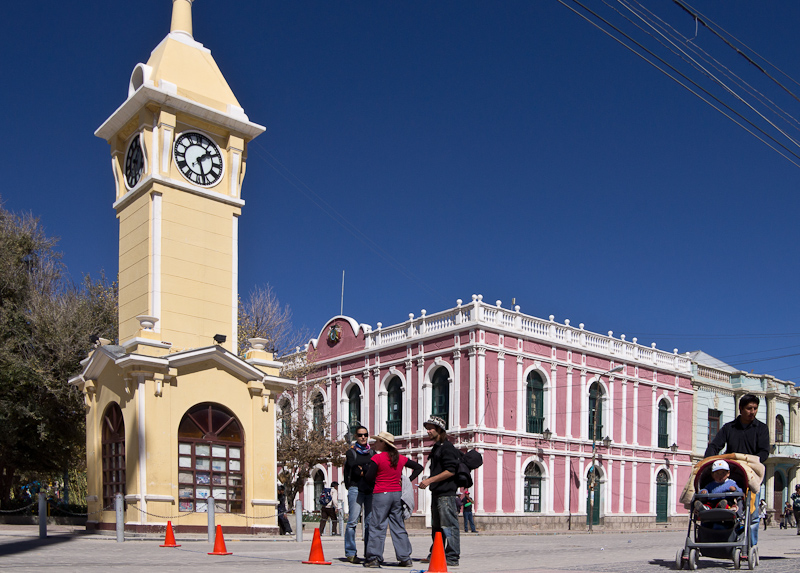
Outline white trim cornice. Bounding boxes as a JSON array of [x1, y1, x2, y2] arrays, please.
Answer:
[[95, 83, 265, 142]]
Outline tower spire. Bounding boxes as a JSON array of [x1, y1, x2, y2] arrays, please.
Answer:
[[170, 0, 194, 38]]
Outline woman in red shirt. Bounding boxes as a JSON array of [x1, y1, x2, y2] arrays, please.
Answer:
[[362, 431, 423, 568]]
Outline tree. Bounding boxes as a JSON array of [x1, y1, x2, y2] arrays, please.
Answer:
[[0, 199, 117, 504], [237, 284, 309, 357], [276, 350, 350, 509]]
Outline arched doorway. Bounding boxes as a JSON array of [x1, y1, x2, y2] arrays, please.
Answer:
[[313, 471, 324, 511], [586, 466, 600, 525], [101, 403, 126, 508], [524, 463, 542, 513], [773, 471, 785, 513], [656, 470, 670, 522]]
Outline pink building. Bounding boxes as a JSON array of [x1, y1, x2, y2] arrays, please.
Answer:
[[285, 295, 693, 529]]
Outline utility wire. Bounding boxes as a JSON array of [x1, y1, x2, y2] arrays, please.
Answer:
[[556, 0, 800, 169], [673, 0, 800, 105]]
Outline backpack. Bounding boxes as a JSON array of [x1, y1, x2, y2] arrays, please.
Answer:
[[454, 449, 483, 488], [319, 488, 332, 507]]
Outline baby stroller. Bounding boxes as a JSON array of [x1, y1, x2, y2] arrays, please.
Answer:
[[676, 457, 758, 570]]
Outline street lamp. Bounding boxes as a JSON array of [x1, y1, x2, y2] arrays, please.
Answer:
[[542, 428, 553, 442], [588, 364, 623, 532]]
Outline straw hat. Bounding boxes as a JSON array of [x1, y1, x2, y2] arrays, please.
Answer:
[[371, 431, 397, 448]]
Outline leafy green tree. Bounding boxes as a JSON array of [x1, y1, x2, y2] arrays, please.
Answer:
[[0, 200, 117, 504]]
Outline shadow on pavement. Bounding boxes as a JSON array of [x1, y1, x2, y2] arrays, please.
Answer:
[[0, 534, 78, 557]]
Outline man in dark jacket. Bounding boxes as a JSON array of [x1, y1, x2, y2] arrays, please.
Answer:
[[419, 415, 461, 567], [704, 393, 770, 546], [343, 425, 374, 563], [704, 394, 769, 463]]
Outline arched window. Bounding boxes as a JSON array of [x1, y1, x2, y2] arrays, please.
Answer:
[[348, 386, 362, 436], [588, 382, 603, 441], [658, 400, 670, 448], [178, 403, 244, 514], [523, 463, 542, 513], [656, 470, 670, 523], [431, 368, 449, 428], [312, 393, 325, 434], [776, 415, 785, 443], [387, 377, 402, 435], [526, 372, 544, 434], [101, 403, 126, 508], [279, 400, 291, 439]]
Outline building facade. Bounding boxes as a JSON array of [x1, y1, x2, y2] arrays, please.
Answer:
[[285, 295, 694, 529], [690, 351, 800, 518]]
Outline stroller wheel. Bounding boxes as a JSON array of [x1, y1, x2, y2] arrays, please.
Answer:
[[732, 547, 741, 570], [675, 548, 684, 569], [747, 547, 756, 570], [688, 548, 698, 570]]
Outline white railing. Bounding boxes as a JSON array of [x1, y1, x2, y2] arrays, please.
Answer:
[[697, 365, 731, 384], [364, 294, 692, 374]]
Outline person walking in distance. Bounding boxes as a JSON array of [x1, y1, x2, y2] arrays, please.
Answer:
[[461, 490, 476, 533], [276, 484, 292, 535], [344, 426, 374, 563], [791, 484, 800, 535], [319, 481, 340, 536], [419, 416, 461, 567]]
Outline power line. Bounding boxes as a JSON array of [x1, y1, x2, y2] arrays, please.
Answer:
[[557, 0, 800, 169]]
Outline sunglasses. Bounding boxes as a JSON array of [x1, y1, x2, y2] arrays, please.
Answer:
[[356, 433, 369, 437]]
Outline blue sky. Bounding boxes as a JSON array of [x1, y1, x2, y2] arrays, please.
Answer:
[[3, 1, 800, 380]]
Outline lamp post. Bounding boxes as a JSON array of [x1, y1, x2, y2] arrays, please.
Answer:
[[588, 364, 624, 532]]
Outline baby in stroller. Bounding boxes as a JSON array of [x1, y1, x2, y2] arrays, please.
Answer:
[[695, 460, 743, 512]]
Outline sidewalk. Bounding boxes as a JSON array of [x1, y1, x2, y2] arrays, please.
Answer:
[[1, 523, 799, 572]]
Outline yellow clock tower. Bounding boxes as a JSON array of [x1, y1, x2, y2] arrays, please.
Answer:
[[74, 0, 293, 534], [95, 0, 263, 353]]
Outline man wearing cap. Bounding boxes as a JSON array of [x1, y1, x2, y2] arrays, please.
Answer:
[[704, 394, 769, 545], [419, 416, 461, 567], [791, 484, 800, 535]]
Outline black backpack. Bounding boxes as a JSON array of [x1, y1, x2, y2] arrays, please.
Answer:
[[454, 449, 483, 488]]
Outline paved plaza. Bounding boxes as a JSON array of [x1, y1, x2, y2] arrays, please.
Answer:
[[2, 524, 800, 572]]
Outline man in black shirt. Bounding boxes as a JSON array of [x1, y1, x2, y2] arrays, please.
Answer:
[[419, 415, 461, 567], [343, 425, 374, 563], [704, 393, 769, 546], [704, 394, 769, 463]]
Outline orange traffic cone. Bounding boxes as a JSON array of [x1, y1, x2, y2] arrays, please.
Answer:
[[160, 521, 181, 547], [208, 524, 232, 555], [426, 531, 448, 573], [302, 527, 332, 565]]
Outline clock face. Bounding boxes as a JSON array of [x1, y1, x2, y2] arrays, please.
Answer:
[[173, 132, 224, 187], [125, 134, 145, 188]]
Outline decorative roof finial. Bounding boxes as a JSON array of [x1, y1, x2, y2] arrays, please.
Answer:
[[170, 0, 195, 38]]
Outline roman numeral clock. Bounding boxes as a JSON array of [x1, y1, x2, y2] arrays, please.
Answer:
[[173, 131, 224, 187]]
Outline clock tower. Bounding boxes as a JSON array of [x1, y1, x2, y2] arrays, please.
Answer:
[[78, 1, 290, 534], [96, 0, 264, 354]]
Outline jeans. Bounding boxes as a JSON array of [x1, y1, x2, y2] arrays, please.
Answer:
[[345, 486, 372, 557], [750, 492, 760, 547], [463, 510, 476, 532], [431, 495, 460, 563], [365, 491, 412, 563]]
